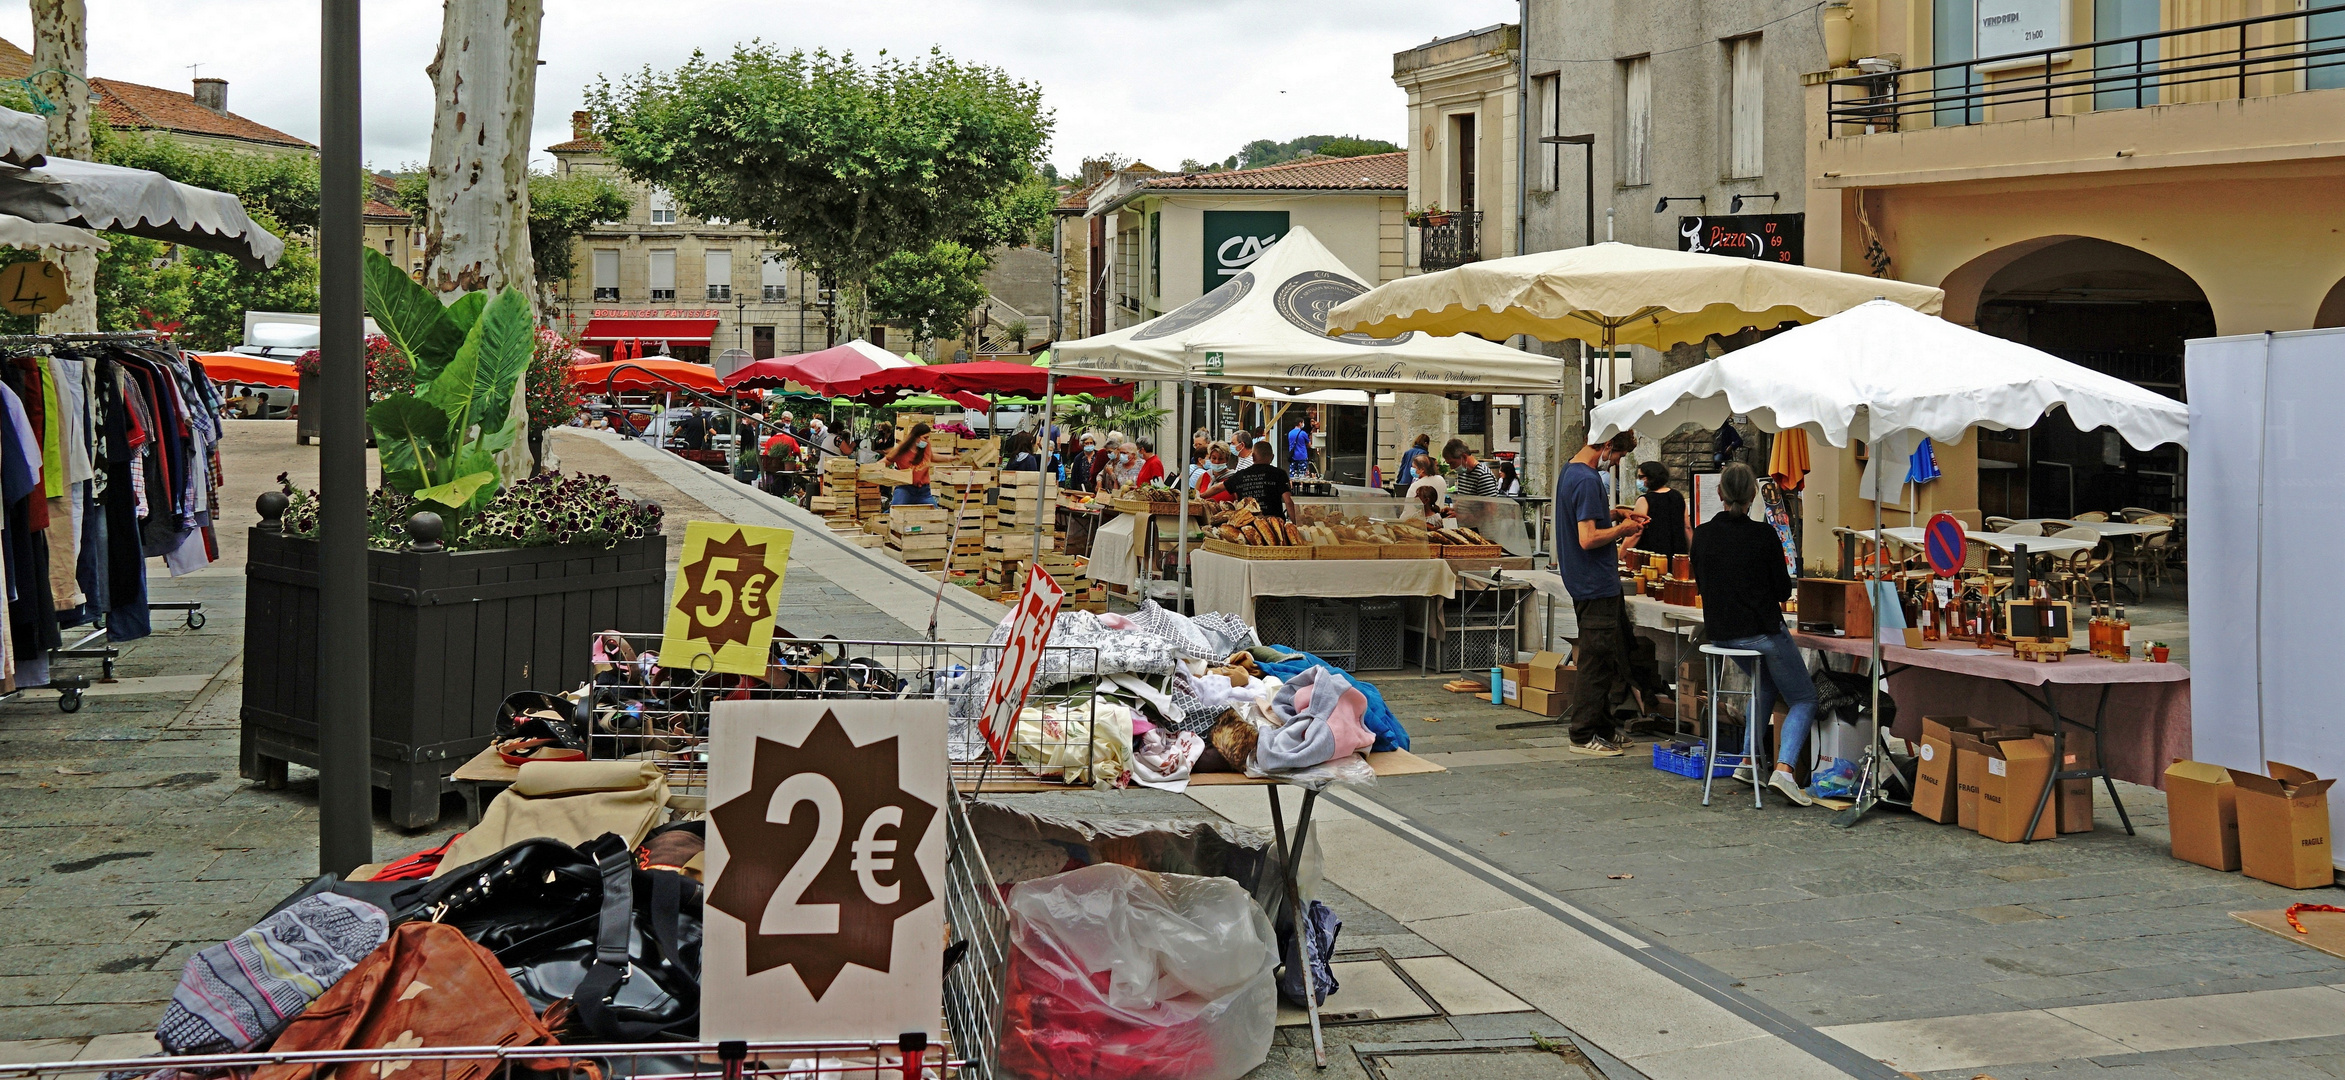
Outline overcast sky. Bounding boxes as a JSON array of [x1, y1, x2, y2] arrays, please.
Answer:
[[0, 0, 1515, 175]]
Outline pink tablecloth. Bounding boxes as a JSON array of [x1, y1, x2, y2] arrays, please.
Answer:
[[1790, 633, 2190, 789]]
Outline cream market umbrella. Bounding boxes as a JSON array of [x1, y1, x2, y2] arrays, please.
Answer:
[[0, 157, 284, 268], [0, 108, 46, 167], [840, 337, 922, 369], [1053, 227, 1568, 395], [1590, 299, 2185, 829], [1325, 241, 1944, 352]]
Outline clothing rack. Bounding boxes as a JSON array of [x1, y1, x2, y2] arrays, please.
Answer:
[[0, 331, 216, 712]]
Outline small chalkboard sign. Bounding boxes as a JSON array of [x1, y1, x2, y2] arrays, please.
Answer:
[[1924, 512, 1966, 578]]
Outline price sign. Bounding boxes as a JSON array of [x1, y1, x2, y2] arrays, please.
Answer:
[[0, 260, 67, 316], [979, 565, 1064, 761], [1924, 512, 1968, 577], [661, 521, 793, 675], [703, 699, 946, 1041]]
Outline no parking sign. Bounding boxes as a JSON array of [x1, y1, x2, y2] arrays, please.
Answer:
[[1924, 512, 1967, 577]]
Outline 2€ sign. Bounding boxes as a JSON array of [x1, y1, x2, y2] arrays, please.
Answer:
[[0, 261, 67, 316], [661, 520, 794, 676]]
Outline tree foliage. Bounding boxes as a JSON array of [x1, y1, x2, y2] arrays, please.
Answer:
[[867, 240, 990, 346], [588, 45, 1054, 298], [1235, 134, 1399, 170]]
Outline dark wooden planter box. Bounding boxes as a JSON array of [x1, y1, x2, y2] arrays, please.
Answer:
[[295, 373, 318, 444], [240, 530, 667, 828]]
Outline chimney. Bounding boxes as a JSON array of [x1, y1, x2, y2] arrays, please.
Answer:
[[572, 110, 592, 141], [193, 77, 227, 113]]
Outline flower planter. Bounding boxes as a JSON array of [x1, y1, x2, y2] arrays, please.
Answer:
[[296, 372, 319, 444], [239, 528, 667, 828]]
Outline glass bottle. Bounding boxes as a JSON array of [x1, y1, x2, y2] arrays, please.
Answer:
[[2114, 602, 2131, 658]]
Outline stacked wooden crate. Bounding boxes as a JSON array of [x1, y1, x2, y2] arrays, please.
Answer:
[[885, 506, 951, 571], [812, 457, 864, 529], [996, 471, 1058, 537]]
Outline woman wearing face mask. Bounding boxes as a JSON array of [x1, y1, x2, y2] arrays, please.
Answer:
[[1190, 443, 1237, 502], [1105, 441, 1142, 491], [887, 422, 937, 505], [1632, 460, 1692, 561]]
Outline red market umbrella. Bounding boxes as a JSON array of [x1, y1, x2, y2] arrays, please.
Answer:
[[569, 358, 728, 394], [723, 343, 890, 395], [924, 360, 1131, 399]]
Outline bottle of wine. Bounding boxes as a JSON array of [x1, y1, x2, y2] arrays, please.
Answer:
[[2114, 601, 2131, 658]]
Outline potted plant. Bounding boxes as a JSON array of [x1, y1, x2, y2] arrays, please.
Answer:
[[1404, 204, 1450, 227], [2149, 641, 2170, 663], [242, 249, 668, 828]]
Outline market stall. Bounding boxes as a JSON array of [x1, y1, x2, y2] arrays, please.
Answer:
[[1052, 227, 1563, 662], [1580, 299, 2189, 824]]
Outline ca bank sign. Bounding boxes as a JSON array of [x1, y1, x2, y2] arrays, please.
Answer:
[[1202, 210, 1289, 295]]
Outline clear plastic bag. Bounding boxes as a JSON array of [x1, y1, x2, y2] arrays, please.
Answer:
[[999, 863, 1277, 1080]]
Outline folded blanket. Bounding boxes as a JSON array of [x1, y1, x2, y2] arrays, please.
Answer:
[[1258, 652, 1409, 752], [1258, 667, 1375, 771]]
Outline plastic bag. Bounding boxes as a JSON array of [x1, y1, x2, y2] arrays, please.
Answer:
[[999, 863, 1277, 1080], [1810, 756, 1859, 798]]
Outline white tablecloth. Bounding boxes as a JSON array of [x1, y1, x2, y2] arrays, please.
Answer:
[[1193, 551, 1458, 624], [1090, 513, 1140, 588]]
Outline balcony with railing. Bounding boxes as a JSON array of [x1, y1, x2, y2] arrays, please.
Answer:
[[1827, 5, 2345, 136], [1415, 211, 1484, 272]]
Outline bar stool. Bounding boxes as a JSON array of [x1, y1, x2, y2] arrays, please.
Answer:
[[1699, 643, 1764, 808]]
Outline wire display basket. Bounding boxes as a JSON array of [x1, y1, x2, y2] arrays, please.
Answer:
[[572, 634, 1106, 799]]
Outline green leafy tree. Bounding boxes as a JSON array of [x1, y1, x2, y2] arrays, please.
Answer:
[[867, 240, 990, 346], [588, 45, 1053, 339], [1235, 134, 1399, 169], [361, 247, 535, 514]]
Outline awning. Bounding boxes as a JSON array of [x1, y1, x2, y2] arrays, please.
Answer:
[[190, 351, 300, 390], [579, 317, 720, 344]]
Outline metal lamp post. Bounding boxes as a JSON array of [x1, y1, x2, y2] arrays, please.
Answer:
[[316, 0, 372, 875]]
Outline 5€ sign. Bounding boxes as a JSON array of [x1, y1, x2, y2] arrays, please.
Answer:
[[0, 261, 67, 316], [660, 521, 793, 676], [702, 699, 946, 1042]]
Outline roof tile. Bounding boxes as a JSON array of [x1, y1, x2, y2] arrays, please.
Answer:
[[92, 77, 312, 149], [1141, 151, 1405, 191]]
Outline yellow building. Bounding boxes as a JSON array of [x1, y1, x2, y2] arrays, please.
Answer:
[[1796, 0, 2345, 530]]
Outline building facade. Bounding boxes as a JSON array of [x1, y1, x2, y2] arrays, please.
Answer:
[[1797, 0, 2345, 529], [546, 113, 825, 363]]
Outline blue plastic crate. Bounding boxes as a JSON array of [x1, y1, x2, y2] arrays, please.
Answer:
[[1652, 741, 1738, 779]]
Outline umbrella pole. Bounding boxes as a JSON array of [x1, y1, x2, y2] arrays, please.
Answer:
[[1176, 379, 1191, 611], [1835, 409, 1891, 829], [1034, 370, 1056, 563], [1366, 389, 1377, 489]]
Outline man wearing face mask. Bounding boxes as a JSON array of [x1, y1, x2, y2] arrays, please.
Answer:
[[1559, 431, 1654, 757]]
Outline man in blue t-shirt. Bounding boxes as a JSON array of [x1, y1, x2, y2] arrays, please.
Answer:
[[1557, 431, 1663, 756], [1286, 418, 1315, 477]]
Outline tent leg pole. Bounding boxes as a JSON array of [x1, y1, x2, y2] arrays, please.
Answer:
[[1176, 380, 1191, 612], [1835, 408, 1889, 829], [1035, 372, 1055, 564]]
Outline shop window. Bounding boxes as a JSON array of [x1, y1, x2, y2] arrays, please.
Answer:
[[1458, 395, 1488, 436]]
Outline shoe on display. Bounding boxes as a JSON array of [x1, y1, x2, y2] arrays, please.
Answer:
[[1571, 736, 1626, 757], [1770, 768, 1816, 807]]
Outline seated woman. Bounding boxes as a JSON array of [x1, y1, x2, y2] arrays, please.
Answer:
[[1689, 463, 1818, 807]]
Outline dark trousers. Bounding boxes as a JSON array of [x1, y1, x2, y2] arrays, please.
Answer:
[[1569, 595, 1663, 741]]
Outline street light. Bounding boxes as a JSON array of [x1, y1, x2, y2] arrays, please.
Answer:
[[735, 291, 748, 352]]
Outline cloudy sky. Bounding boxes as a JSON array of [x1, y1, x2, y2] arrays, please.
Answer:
[[0, 0, 1514, 174]]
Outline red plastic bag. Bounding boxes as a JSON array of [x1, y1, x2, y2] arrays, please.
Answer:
[[998, 864, 1276, 1080]]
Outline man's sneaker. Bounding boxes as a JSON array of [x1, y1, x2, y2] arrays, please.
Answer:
[[1730, 761, 1757, 786], [1571, 736, 1626, 757], [1769, 768, 1816, 807]]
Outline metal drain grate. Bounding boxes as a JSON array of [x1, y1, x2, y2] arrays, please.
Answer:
[[1361, 1044, 1605, 1080]]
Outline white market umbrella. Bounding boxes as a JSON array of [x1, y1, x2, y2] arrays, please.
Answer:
[[1589, 299, 2186, 828], [0, 108, 46, 167], [840, 337, 922, 369], [1590, 300, 2188, 450], [1053, 226, 1567, 395], [0, 157, 284, 268], [0, 212, 107, 252]]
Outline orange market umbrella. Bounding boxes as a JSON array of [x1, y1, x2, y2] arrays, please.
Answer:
[[568, 358, 727, 394], [190, 351, 300, 390]]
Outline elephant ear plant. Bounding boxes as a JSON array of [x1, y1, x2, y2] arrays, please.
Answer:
[[360, 246, 532, 516]]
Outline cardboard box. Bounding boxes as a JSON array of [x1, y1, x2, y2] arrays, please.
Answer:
[[2164, 759, 2241, 871], [1518, 686, 1567, 717], [1913, 717, 1963, 823], [1976, 734, 2057, 843], [2229, 762, 2336, 889], [1526, 652, 1570, 691], [2055, 730, 2098, 834], [1951, 731, 1993, 831], [1497, 663, 1528, 708]]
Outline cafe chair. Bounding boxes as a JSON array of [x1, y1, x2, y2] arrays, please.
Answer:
[[1983, 516, 2017, 531], [2072, 510, 2110, 523], [2047, 526, 2109, 603], [1699, 643, 1766, 810], [1998, 521, 2046, 537]]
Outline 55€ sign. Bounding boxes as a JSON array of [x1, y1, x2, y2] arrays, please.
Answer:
[[702, 699, 947, 1042], [661, 521, 793, 676]]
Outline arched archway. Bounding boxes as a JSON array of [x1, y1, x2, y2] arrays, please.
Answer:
[[2318, 276, 2345, 329], [1947, 237, 2209, 518]]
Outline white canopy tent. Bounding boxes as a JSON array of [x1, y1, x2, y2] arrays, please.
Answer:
[[0, 108, 44, 167], [1589, 299, 2188, 826], [0, 157, 285, 268], [1050, 227, 1570, 597]]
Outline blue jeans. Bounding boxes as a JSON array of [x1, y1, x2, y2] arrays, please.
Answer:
[[890, 483, 936, 506], [1716, 631, 1819, 769]]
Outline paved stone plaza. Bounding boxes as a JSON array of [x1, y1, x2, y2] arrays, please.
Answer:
[[2, 424, 2335, 1080]]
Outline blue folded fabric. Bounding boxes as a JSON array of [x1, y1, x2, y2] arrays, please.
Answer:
[[1258, 651, 1409, 752]]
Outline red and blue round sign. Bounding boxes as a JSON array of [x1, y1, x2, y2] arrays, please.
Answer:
[[1924, 512, 1967, 577]]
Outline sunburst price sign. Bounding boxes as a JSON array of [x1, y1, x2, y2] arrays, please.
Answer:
[[661, 521, 794, 676]]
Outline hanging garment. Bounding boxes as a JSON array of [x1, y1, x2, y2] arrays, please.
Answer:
[[97, 360, 150, 641], [1768, 427, 1811, 492]]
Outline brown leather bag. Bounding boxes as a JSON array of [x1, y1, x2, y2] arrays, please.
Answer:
[[257, 922, 592, 1080]]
